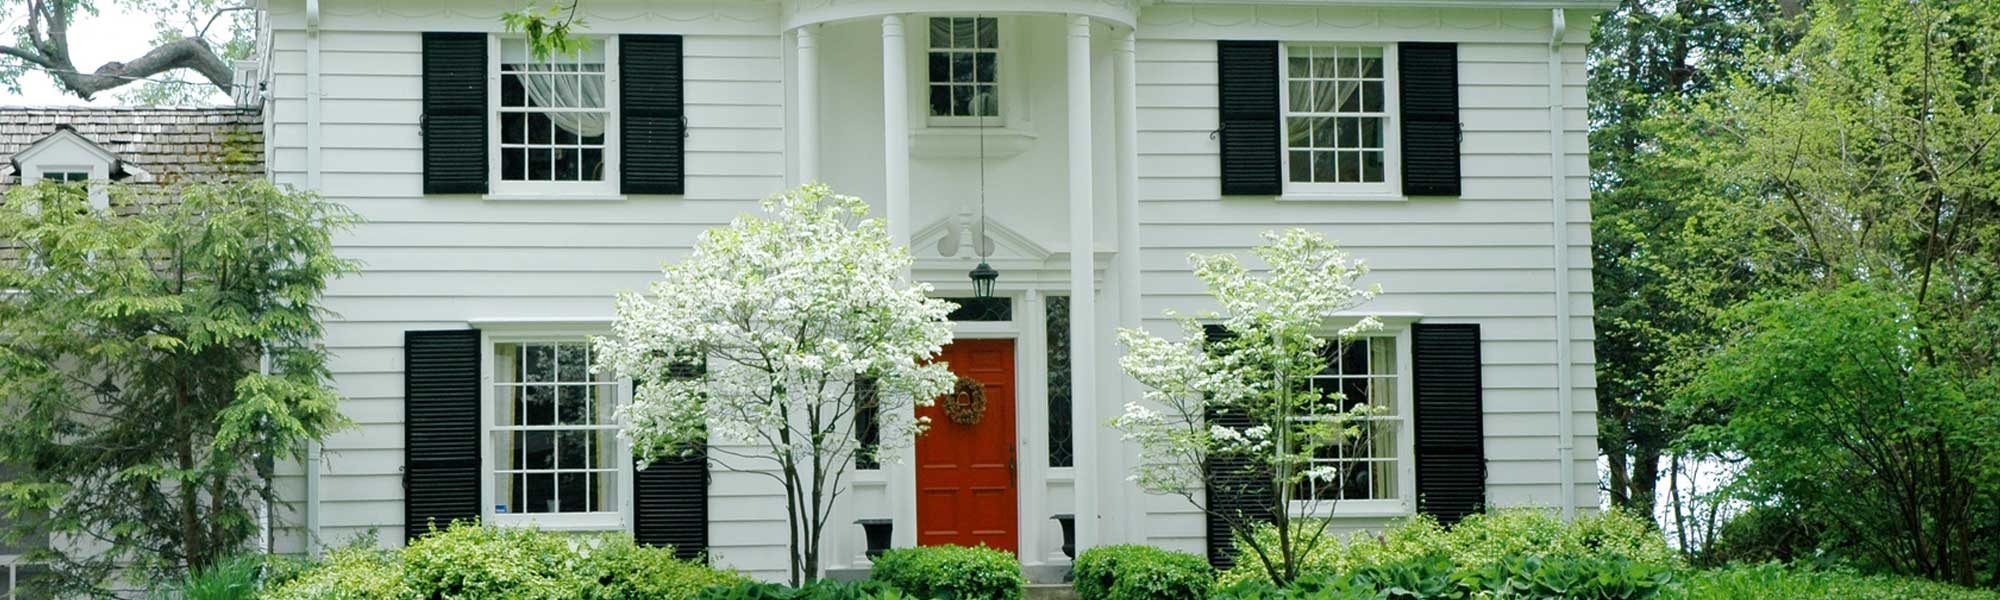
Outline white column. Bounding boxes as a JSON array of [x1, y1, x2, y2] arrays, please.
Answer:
[[1065, 13, 1100, 552], [882, 14, 919, 549], [1111, 25, 1141, 546], [797, 25, 820, 184], [883, 15, 912, 250]]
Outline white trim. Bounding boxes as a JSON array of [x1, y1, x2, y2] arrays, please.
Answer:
[[477, 328, 636, 534], [486, 34, 621, 198], [1064, 12, 1100, 553], [1548, 7, 1579, 519], [1277, 43, 1401, 197], [9, 129, 117, 170]]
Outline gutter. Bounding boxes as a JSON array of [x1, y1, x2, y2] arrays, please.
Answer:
[[304, 0, 324, 557], [1547, 8, 1578, 521]]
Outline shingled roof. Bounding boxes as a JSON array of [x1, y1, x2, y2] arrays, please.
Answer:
[[0, 106, 264, 190]]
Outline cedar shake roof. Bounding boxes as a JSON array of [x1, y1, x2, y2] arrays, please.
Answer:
[[0, 106, 264, 190]]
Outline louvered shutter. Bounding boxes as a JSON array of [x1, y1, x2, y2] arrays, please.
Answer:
[[1201, 325, 1275, 569], [633, 355, 708, 559], [404, 329, 482, 541], [1412, 323, 1485, 525], [421, 33, 487, 194], [621, 35, 686, 195], [1216, 41, 1282, 196], [1398, 42, 1461, 197]]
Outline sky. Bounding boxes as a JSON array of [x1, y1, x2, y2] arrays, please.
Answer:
[[1, 3, 220, 106]]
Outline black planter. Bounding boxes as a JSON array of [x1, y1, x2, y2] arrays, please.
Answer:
[[856, 518, 894, 560], [1051, 513, 1076, 559]]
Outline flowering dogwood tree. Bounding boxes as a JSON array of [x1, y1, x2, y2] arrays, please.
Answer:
[[594, 184, 957, 585], [1114, 228, 1381, 585]]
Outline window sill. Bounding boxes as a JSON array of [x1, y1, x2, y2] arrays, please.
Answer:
[[1276, 192, 1409, 203], [489, 512, 625, 531], [482, 193, 630, 202], [1288, 500, 1413, 519], [910, 127, 1037, 159]]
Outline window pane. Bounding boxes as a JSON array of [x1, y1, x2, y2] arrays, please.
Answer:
[[1339, 151, 1361, 182], [555, 124, 578, 145], [559, 385, 587, 425], [1287, 117, 1310, 149], [1337, 81, 1362, 112], [524, 473, 555, 513], [528, 148, 553, 180], [582, 148, 604, 181], [952, 18, 974, 48], [1289, 150, 1311, 182], [1338, 117, 1361, 148], [558, 473, 589, 513], [502, 74, 526, 107], [1362, 151, 1384, 183], [1311, 117, 1336, 148], [525, 385, 555, 426], [1312, 151, 1334, 183], [951, 52, 973, 83], [973, 85, 998, 116], [1289, 82, 1310, 113], [503, 113, 526, 144], [952, 85, 973, 116], [1363, 81, 1384, 112], [1311, 81, 1337, 113], [557, 430, 590, 469], [974, 53, 996, 83], [557, 343, 587, 381], [1289, 55, 1310, 78], [1312, 53, 1337, 78], [929, 53, 950, 83], [1340, 52, 1361, 78], [976, 17, 998, 48], [929, 86, 952, 117], [930, 18, 951, 48], [523, 344, 554, 382], [502, 148, 525, 181], [523, 431, 554, 469], [1360, 46, 1384, 77], [528, 113, 553, 144], [1360, 118, 1382, 148], [502, 38, 529, 63]]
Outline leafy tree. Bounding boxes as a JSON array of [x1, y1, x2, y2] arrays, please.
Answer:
[[0, 181, 357, 595], [593, 184, 958, 586], [0, 0, 251, 102], [1112, 229, 1382, 586], [1663, 0, 2000, 585]]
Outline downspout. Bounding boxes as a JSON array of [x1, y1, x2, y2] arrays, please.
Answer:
[[1547, 8, 1577, 521], [304, 0, 324, 557]]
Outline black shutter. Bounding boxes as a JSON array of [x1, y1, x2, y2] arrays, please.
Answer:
[[421, 32, 487, 195], [1412, 323, 1485, 525], [1216, 41, 1282, 196], [621, 34, 686, 195], [634, 354, 708, 559], [1201, 325, 1275, 569], [403, 329, 483, 541], [1398, 42, 1461, 197]]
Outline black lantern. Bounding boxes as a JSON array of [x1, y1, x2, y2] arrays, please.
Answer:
[[969, 261, 999, 298]]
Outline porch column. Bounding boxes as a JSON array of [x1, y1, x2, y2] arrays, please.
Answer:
[[882, 15, 912, 250], [1065, 13, 1100, 552], [1111, 25, 1141, 545], [797, 24, 819, 183]]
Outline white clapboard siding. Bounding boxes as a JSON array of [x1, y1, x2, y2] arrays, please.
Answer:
[[1128, 8, 1597, 546]]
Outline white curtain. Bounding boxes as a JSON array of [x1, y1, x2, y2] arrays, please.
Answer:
[[517, 65, 607, 139]]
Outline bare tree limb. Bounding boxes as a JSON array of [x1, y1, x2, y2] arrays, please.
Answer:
[[2, 0, 237, 100]]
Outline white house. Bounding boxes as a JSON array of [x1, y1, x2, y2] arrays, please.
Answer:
[[132, 0, 1601, 583]]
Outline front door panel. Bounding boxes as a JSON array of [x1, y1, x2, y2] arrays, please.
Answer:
[[915, 338, 1018, 552]]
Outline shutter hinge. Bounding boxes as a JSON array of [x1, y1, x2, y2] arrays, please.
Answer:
[[1209, 123, 1224, 140], [682, 115, 691, 140]]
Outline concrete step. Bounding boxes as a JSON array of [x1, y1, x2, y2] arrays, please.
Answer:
[[1026, 583, 1078, 600]]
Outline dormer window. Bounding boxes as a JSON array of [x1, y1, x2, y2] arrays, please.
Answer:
[[10, 126, 123, 209], [41, 171, 89, 183]]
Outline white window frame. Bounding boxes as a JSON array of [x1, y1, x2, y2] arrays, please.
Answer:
[[486, 35, 622, 199], [478, 330, 634, 532], [1287, 327, 1416, 518], [923, 15, 1006, 128], [39, 170, 89, 183], [1278, 43, 1401, 200]]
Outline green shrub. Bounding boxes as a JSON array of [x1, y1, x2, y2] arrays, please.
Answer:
[[261, 546, 411, 600], [576, 535, 749, 600], [1668, 563, 2000, 600], [400, 521, 586, 599], [1073, 545, 1213, 600], [149, 554, 277, 600], [1458, 554, 1672, 599], [869, 545, 1024, 600], [1217, 509, 1676, 586], [693, 579, 910, 600]]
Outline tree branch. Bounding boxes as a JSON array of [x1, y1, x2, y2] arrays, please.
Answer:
[[5, 1, 237, 100]]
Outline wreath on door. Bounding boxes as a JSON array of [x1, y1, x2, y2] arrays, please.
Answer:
[[942, 376, 988, 425]]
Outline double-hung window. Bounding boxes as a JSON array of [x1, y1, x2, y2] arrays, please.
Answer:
[[1281, 45, 1397, 196], [40, 171, 88, 183], [1289, 333, 1412, 514], [494, 38, 617, 195], [926, 17, 1000, 121], [487, 339, 627, 529]]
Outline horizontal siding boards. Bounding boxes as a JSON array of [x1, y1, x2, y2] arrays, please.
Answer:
[[420, 32, 486, 194], [1399, 42, 1461, 197], [1412, 323, 1486, 525], [402, 328, 482, 541], [622, 34, 687, 195], [1215, 40, 1282, 196]]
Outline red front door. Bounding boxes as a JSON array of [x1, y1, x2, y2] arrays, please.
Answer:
[[916, 338, 1018, 552]]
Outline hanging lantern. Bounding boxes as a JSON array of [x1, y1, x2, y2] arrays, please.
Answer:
[[969, 261, 999, 298]]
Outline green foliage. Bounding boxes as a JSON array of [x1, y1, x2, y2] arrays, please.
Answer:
[[1073, 545, 1214, 600], [868, 545, 1025, 600], [576, 534, 750, 600], [502, 1, 589, 62], [261, 545, 411, 600], [693, 579, 908, 600], [399, 522, 589, 599], [1218, 510, 1676, 587], [1211, 554, 1669, 600], [0, 181, 357, 594], [147, 553, 302, 600], [1694, 505, 1818, 567], [1668, 564, 2000, 600]]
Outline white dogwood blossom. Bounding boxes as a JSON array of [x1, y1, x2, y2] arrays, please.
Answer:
[[593, 184, 956, 584], [1113, 228, 1382, 584]]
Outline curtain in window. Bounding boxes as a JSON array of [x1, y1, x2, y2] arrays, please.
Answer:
[[514, 64, 608, 138]]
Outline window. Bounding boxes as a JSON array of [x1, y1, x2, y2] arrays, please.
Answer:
[[496, 38, 614, 192], [854, 377, 881, 470], [40, 171, 88, 183], [927, 17, 999, 119], [1046, 296, 1073, 468], [1290, 336, 1405, 506], [1282, 45, 1394, 192], [490, 341, 622, 524]]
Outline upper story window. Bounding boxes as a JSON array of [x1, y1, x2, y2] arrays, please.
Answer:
[[40, 171, 88, 183], [495, 38, 617, 194], [489, 340, 625, 528], [1290, 335, 1410, 510], [1282, 45, 1396, 193], [927, 17, 999, 120]]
